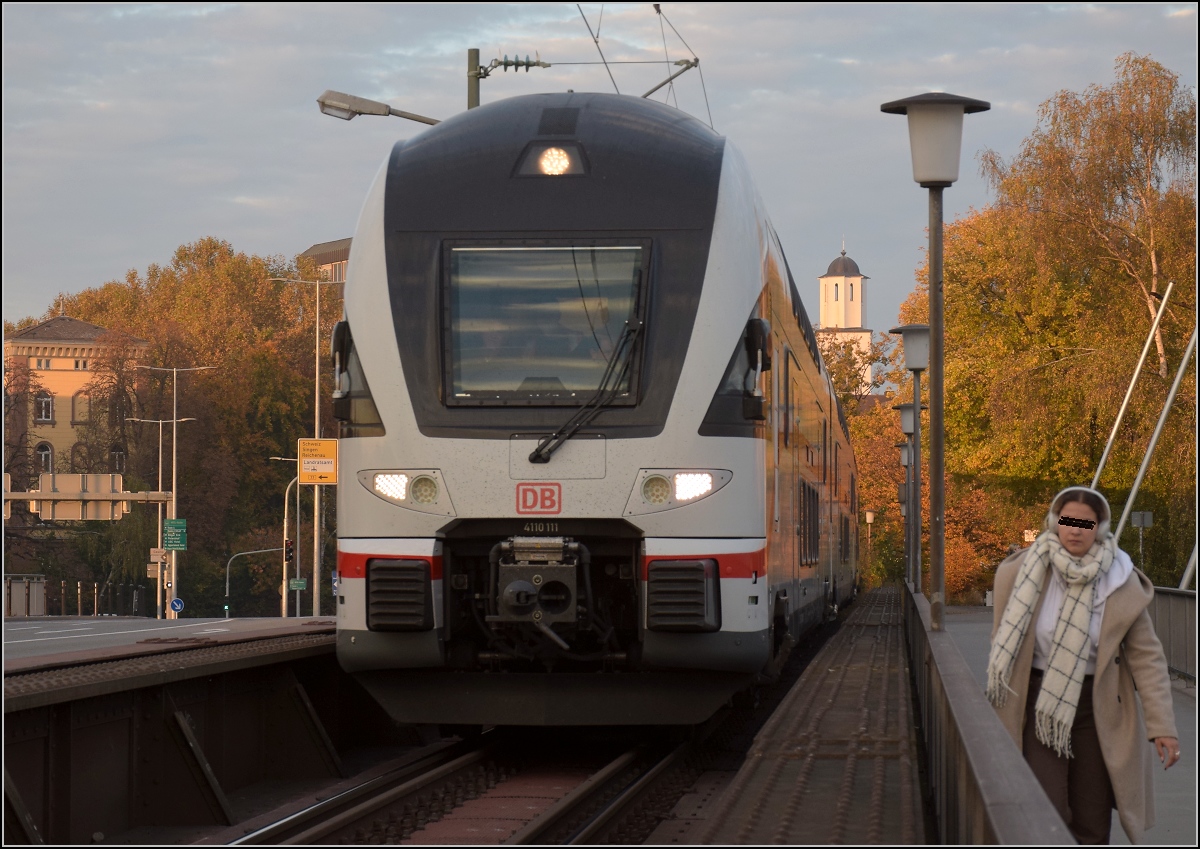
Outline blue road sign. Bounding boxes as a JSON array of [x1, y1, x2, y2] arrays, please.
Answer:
[[170, 598, 185, 612]]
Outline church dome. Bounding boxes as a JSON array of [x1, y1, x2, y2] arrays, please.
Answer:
[[820, 249, 866, 278]]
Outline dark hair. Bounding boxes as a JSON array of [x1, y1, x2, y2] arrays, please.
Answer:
[[1052, 488, 1109, 523]]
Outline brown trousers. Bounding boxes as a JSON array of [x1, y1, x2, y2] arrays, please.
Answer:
[[1024, 669, 1116, 844]]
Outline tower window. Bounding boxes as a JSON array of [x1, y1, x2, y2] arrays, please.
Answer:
[[850, 283, 854, 301], [834, 283, 839, 302]]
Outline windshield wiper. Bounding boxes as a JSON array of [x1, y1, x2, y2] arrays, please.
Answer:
[[528, 318, 643, 464]]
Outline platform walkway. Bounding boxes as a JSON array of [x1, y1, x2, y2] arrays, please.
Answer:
[[679, 586, 1195, 844]]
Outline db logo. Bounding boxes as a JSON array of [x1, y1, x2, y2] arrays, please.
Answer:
[[516, 482, 562, 514]]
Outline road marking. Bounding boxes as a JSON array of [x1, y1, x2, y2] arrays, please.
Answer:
[[5, 621, 215, 644], [195, 628, 230, 633], [4, 626, 44, 631], [29, 627, 95, 635]]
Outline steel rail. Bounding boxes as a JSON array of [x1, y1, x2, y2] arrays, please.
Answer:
[[231, 737, 495, 844], [565, 741, 692, 844]]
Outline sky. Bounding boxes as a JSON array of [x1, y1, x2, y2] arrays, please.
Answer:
[[2, 3, 1196, 331]]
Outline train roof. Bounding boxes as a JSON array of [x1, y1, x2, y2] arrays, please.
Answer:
[[383, 92, 726, 234]]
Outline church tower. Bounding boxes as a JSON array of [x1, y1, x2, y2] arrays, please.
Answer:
[[816, 246, 873, 394]]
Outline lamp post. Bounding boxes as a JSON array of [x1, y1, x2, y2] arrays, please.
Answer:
[[892, 324, 930, 595], [137, 365, 214, 619], [894, 407, 919, 592], [271, 457, 300, 617], [883, 92, 990, 630], [896, 442, 911, 586], [225, 547, 283, 619], [127, 416, 195, 618], [864, 510, 875, 581], [271, 277, 337, 617]]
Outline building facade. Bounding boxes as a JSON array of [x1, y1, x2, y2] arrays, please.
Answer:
[[4, 316, 148, 478]]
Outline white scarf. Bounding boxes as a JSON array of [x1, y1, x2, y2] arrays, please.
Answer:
[[986, 531, 1115, 757]]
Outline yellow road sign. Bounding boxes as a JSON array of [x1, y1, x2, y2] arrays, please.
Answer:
[[298, 439, 338, 484]]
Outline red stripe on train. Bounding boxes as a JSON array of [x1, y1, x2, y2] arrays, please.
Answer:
[[642, 549, 765, 580], [337, 552, 443, 580]]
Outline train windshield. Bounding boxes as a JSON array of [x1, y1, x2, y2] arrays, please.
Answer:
[[445, 245, 646, 405]]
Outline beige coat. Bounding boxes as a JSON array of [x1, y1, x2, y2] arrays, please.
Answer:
[[991, 548, 1178, 843]]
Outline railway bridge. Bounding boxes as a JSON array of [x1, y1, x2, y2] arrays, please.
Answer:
[[3, 585, 1194, 844]]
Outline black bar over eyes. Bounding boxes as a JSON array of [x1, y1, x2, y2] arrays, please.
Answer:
[[1059, 516, 1097, 530]]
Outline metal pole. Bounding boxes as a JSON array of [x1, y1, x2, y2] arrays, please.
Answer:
[[1180, 544, 1197, 590], [76, 581, 82, 616], [1138, 524, 1145, 572], [156, 419, 164, 619], [1092, 280, 1175, 488], [912, 370, 923, 597], [282, 476, 296, 617], [468, 48, 480, 109], [170, 367, 178, 618], [314, 281, 321, 617], [296, 472, 302, 615], [928, 186, 946, 630], [93, 583, 98, 616], [1114, 328, 1197, 542]]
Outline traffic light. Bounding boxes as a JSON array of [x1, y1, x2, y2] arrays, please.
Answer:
[[284, 539, 294, 562]]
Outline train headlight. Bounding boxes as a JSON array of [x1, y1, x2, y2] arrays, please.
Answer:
[[516, 142, 588, 176], [539, 147, 571, 175], [625, 469, 732, 515], [674, 473, 713, 502], [410, 475, 439, 504], [374, 473, 409, 501], [642, 475, 672, 505], [360, 469, 456, 516]]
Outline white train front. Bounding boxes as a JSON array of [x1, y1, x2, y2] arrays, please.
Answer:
[[330, 92, 858, 726]]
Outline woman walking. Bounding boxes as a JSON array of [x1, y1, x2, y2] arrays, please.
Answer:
[[987, 486, 1179, 844]]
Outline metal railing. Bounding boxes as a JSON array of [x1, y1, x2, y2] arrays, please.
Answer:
[[903, 586, 1073, 844], [1148, 587, 1196, 682]]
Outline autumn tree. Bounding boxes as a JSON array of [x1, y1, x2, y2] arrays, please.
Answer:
[[900, 53, 1195, 590]]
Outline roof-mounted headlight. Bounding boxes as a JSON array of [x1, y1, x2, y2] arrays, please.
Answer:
[[515, 142, 588, 177]]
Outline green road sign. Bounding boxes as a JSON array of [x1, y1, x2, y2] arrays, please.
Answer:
[[164, 519, 187, 550], [289, 578, 308, 591]]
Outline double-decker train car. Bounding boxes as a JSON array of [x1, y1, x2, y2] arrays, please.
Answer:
[[331, 91, 858, 725]]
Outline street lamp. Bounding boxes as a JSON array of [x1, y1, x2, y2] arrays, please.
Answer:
[[271, 457, 301, 617], [126, 417, 195, 618], [882, 91, 990, 630], [317, 90, 440, 125], [896, 442, 911, 586], [864, 510, 875, 581], [271, 277, 338, 617], [892, 324, 930, 594], [136, 365, 214, 619]]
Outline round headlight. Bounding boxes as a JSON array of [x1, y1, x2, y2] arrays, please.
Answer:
[[642, 475, 671, 505], [410, 475, 439, 504], [539, 147, 571, 176]]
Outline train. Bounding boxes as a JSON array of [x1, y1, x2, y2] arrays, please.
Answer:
[[330, 91, 858, 726]]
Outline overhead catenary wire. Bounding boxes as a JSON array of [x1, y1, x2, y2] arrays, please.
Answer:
[[578, 4, 619, 94], [656, 5, 714, 128], [655, 4, 678, 107]]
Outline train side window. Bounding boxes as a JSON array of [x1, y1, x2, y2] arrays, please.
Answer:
[[699, 312, 772, 435], [331, 320, 385, 438]]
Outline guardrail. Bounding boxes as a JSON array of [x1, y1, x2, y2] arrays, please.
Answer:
[[902, 586, 1073, 844], [1148, 587, 1196, 682]]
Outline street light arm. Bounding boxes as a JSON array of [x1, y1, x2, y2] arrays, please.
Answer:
[[317, 90, 440, 125]]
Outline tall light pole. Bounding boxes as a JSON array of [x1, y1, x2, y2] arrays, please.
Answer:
[[883, 92, 990, 629], [271, 457, 299, 617], [864, 510, 875, 582], [892, 325, 930, 595], [896, 442, 911, 587], [894, 408, 919, 591], [127, 416, 195, 618], [271, 278, 337, 616], [138, 365, 214, 619]]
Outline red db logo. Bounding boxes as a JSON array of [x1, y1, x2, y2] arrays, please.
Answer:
[[516, 483, 562, 514]]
